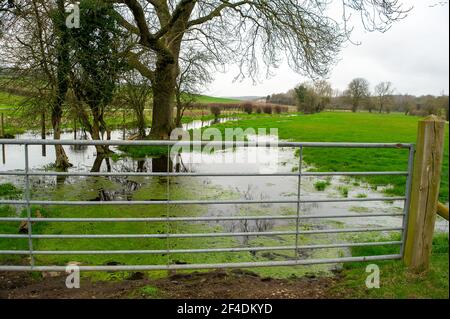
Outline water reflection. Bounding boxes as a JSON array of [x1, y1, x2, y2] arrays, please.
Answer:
[[1, 121, 447, 233], [0, 118, 237, 171]]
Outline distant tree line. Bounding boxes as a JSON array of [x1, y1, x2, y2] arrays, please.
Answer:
[[266, 78, 449, 120]]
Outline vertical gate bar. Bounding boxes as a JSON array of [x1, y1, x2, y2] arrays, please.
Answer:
[[295, 146, 303, 258], [400, 145, 415, 256], [24, 144, 35, 267], [166, 145, 171, 267]]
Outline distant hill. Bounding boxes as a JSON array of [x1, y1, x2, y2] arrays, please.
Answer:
[[226, 96, 264, 101], [194, 95, 242, 104]]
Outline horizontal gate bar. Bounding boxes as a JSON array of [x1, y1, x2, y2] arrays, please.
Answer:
[[0, 254, 403, 272], [0, 197, 406, 206], [0, 171, 409, 177], [0, 213, 405, 223], [0, 241, 402, 255], [0, 139, 414, 148], [0, 139, 413, 273], [0, 227, 402, 239]]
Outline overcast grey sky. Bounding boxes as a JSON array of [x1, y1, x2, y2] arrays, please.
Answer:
[[206, 0, 449, 98]]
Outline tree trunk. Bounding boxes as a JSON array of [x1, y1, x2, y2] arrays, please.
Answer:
[[52, 88, 71, 169], [52, 0, 71, 170], [136, 105, 146, 138], [175, 103, 183, 128], [91, 108, 109, 155], [52, 111, 71, 169], [91, 154, 105, 173], [149, 57, 177, 140]]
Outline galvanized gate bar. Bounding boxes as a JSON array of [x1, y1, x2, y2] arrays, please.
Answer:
[[0, 254, 403, 272], [0, 171, 410, 177], [0, 241, 403, 255], [0, 197, 407, 206], [23, 144, 35, 267], [0, 213, 405, 223], [0, 139, 414, 148], [0, 139, 414, 272], [0, 226, 403, 239], [400, 145, 416, 256], [295, 146, 303, 258]]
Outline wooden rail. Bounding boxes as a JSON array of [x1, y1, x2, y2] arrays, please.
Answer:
[[437, 202, 449, 221]]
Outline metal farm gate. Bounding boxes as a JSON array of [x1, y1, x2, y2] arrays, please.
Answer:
[[0, 139, 414, 272]]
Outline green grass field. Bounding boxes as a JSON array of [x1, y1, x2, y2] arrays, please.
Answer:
[[193, 95, 242, 104], [208, 112, 449, 202], [0, 92, 25, 109], [0, 91, 245, 136], [331, 233, 448, 299]]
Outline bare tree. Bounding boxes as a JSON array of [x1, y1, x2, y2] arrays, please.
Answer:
[[364, 93, 376, 113], [0, 0, 72, 169], [374, 81, 395, 113], [394, 94, 415, 115], [112, 0, 408, 139], [295, 80, 333, 114], [314, 80, 333, 111], [119, 70, 152, 139], [175, 47, 213, 127], [345, 78, 370, 112]]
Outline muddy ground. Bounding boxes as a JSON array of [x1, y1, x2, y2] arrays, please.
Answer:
[[0, 269, 340, 299]]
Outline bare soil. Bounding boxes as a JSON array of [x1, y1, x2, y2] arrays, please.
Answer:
[[0, 269, 338, 299]]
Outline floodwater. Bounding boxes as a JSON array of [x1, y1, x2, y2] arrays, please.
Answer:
[[0, 117, 233, 171], [0, 118, 448, 235]]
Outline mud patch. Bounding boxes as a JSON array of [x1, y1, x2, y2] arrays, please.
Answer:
[[1, 270, 337, 299]]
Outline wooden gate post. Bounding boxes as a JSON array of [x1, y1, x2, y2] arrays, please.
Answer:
[[1, 112, 4, 137], [403, 115, 446, 272]]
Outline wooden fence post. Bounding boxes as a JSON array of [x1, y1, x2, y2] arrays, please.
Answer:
[[403, 115, 446, 272], [41, 111, 46, 157], [1, 112, 4, 137]]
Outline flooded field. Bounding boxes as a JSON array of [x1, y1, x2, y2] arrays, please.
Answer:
[[0, 118, 448, 278]]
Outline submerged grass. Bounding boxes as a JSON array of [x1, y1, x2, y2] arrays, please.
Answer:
[[1, 176, 330, 280], [207, 112, 449, 202], [0, 175, 351, 280], [314, 180, 331, 191], [0, 183, 22, 198]]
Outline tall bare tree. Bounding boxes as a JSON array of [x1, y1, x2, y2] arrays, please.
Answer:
[[374, 81, 395, 113], [345, 78, 370, 112], [175, 47, 213, 127], [112, 0, 408, 139], [314, 80, 333, 111], [0, 0, 71, 169], [119, 69, 152, 138]]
